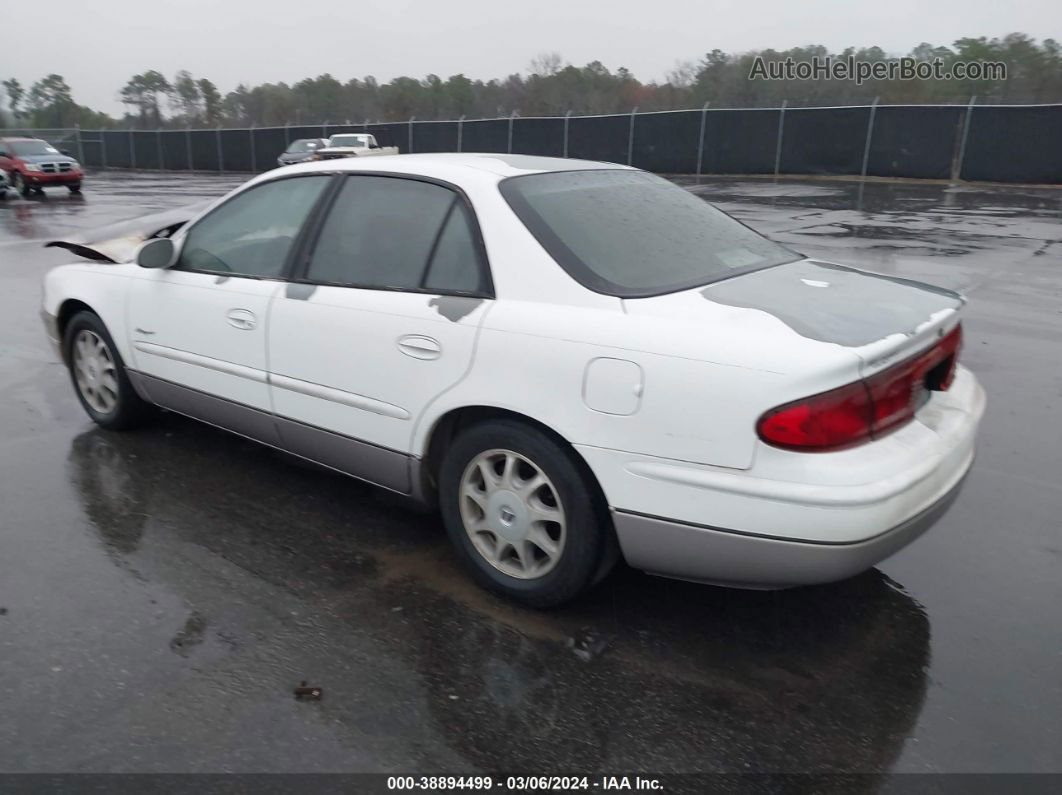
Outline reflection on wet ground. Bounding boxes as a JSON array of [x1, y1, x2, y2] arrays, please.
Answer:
[[62, 421, 929, 774], [1, 172, 1059, 774]]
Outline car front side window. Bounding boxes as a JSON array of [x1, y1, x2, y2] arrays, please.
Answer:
[[178, 176, 331, 278]]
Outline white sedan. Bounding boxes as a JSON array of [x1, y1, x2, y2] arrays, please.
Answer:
[[41, 154, 985, 606]]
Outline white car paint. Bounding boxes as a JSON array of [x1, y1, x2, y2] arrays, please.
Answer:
[[41, 153, 985, 590], [268, 287, 487, 453], [127, 270, 277, 412]]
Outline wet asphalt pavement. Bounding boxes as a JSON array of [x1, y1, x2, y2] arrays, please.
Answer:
[[0, 171, 1059, 776]]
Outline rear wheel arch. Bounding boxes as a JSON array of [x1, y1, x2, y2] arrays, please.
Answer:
[[420, 406, 586, 495], [427, 407, 621, 604], [419, 406, 617, 546]]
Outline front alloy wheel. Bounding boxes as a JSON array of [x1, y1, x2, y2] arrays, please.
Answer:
[[63, 310, 153, 430], [460, 448, 567, 579], [72, 329, 119, 414]]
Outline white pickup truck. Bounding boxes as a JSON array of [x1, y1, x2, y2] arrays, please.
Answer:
[[313, 133, 399, 160]]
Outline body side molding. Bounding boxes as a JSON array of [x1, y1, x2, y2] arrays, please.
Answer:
[[269, 372, 410, 420], [133, 341, 410, 420], [133, 341, 269, 383]]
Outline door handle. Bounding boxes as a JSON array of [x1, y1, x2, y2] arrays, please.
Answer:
[[226, 308, 256, 330], [397, 335, 441, 360]]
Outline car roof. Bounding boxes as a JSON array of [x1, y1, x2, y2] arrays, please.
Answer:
[[294, 152, 634, 179]]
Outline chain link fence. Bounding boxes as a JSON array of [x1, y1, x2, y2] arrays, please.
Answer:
[[7, 101, 1062, 184]]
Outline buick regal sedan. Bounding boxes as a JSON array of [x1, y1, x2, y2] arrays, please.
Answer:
[[41, 154, 985, 606]]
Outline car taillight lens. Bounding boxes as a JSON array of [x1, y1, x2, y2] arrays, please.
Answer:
[[756, 380, 874, 451], [757, 323, 963, 452]]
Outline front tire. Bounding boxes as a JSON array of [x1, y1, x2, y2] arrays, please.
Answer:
[[63, 311, 153, 431], [438, 419, 612, 607], [68, 183, 82, 194]]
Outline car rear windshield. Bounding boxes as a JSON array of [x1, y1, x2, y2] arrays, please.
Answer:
[[500, 170, 799, 297], [287, 139, 321, 153], [9, 140, 60, 156], [329, 136, 367, 148]]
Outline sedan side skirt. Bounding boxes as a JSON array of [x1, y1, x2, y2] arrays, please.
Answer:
[[127, 371, 416, 497]]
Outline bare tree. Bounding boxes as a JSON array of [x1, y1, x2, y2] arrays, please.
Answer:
[[529, 52, 564, 77]]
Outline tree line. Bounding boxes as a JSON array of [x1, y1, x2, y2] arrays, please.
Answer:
[[3, 33, 1061, 130]]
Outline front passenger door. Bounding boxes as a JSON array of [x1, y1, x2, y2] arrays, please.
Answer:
[[127, 175, 331, 441]]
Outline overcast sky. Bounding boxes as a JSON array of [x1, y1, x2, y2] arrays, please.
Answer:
[[4, 0, 1059, 115]]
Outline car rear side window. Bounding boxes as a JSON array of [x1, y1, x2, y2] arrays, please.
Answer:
[[179, 176, 330, 278], [306, 175, 488, 294], [423, 201, 485, 294]]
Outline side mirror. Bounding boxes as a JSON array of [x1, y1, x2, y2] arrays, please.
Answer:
[[0, 150, 7, 158], [136, 237, 176, 269], [370, 143, 380, 149]]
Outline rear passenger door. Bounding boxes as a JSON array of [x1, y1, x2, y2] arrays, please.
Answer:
[[266, 174, 493, 492]]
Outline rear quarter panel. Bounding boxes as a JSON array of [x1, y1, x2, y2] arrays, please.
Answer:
[[413, 300, 862, 470]]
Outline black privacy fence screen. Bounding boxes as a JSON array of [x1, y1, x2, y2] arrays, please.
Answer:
[[14, 102, 1062, 184]]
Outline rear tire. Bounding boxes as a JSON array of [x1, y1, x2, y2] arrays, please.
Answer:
[[68, 184, 82, 194], [438, 419, 612, 608], [63, 311, 153, 431]]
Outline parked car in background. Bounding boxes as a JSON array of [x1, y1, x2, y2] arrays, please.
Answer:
[[312, 133, 399, 160], [276, 138, 328, 167], [0, 137, 84, 196], [39, 153, 984, 607]]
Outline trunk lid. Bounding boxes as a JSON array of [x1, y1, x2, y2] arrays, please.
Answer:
[[625, 259, 965, 378]]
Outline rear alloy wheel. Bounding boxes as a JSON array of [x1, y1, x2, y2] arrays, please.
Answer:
[[439, 419, 613, 607], [460, 448, 567, 580], [64, 311, 153, 430]]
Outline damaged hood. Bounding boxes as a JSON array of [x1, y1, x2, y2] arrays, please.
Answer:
[[44, 201, 212, 263], [624, 259, 965, 374]]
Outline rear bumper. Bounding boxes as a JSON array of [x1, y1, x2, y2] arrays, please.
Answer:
[[579, 366, 984, 587], [612, 471, 966, 589]]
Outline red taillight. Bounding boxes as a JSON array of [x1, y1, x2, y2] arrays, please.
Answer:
[[756, 381, 873, 451], [757, 323, 963, 452]]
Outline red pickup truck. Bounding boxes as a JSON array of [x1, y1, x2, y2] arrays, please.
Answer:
[[0, 137, 84, 196]]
